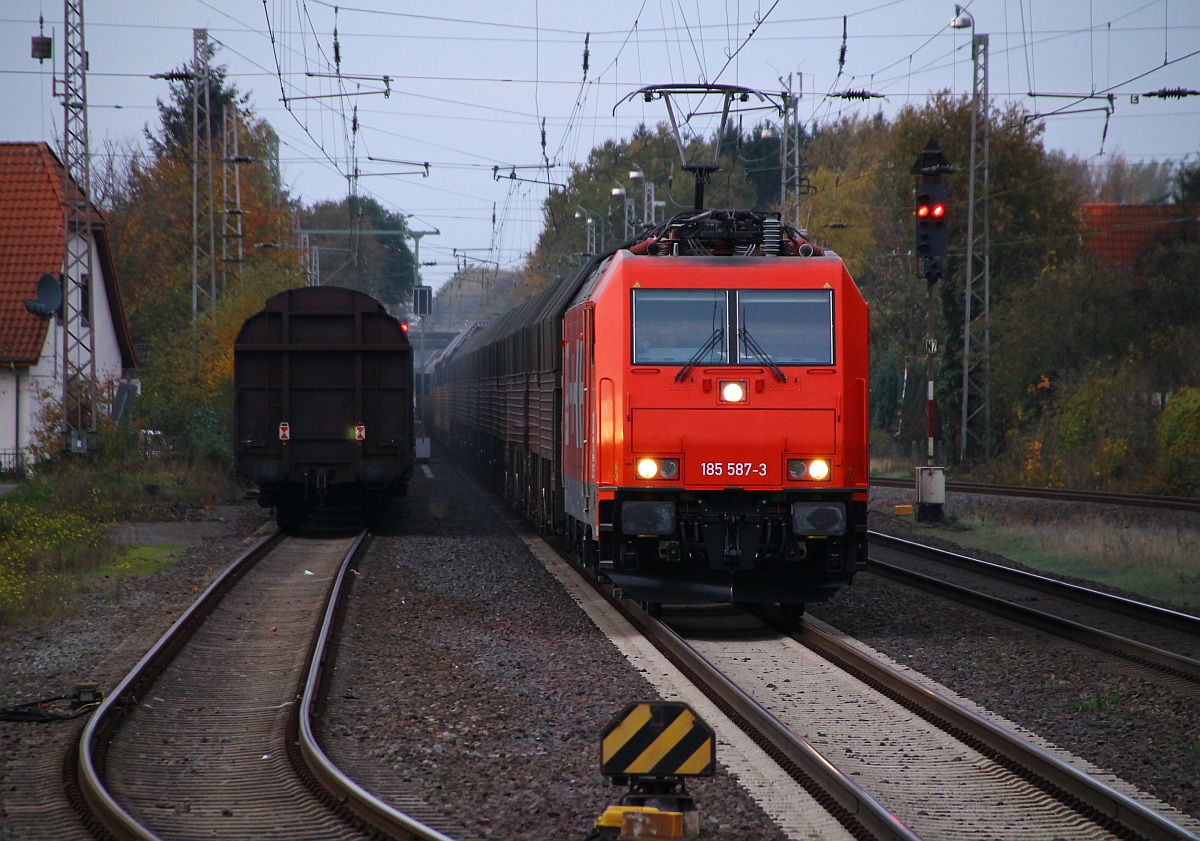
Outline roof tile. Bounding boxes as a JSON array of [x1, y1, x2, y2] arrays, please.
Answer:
[[1079, 202, 1191, 268], [0, 142, 135, 369], [0, 142, 67, 362]]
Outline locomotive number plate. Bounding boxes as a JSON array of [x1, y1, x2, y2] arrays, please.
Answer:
[[699, 461, 769, 479]]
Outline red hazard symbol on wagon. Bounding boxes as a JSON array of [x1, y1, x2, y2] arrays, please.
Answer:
[[279, 422, 290, 441], [355, 424, 366, 441]]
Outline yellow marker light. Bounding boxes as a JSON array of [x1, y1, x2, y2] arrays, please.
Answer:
[[636, 458, 660, 479], [720, 380, 747, 403], [807, 459, 831, 481]]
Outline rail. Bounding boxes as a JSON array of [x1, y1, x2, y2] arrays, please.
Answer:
[[868, 532, 1200, 682], [785, 613, 1200, 841], [76, 530, 284, 840], [595, 582, 920, 840], [869, 476, 1200, 513], [76, 529, 455, 841]]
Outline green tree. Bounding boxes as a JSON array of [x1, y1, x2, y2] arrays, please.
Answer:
[[298, 195, 415, 308], [882, 95, 1084, 460], [1172, 157, 1200, 206], [1155, 387, 1200, 494], [147, 44, 248, 160], [523, 123, 757, 295]]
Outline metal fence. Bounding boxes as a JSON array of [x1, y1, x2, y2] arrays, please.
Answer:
[[0, 450, 27, 478]]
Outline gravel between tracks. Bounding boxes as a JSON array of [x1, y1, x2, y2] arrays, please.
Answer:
[[837, 487, 1200, 825], [1, 474, 1197, 839], [321, 459, 789, 841]]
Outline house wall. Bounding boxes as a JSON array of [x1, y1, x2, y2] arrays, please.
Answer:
[[0, 231, 127, 467]]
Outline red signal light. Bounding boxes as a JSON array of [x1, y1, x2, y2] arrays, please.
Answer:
[[401, 322, 410, 332], [931, 203, 945, 219], [916, 204, 930, 218]]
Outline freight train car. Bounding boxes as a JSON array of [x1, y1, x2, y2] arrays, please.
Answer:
[[234, 286, 414, 530], [433, 209, 869, 612]]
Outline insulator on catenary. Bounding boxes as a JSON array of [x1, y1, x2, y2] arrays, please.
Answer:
[[762, 218, 782, 255]]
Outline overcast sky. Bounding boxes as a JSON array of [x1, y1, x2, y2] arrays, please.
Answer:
[[3, 1, 1198, 290]]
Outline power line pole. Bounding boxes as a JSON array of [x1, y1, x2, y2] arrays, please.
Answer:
[[778, 73, 803, 229], [192, 28, 217, 330], [221, 103, 246, 290], [955, 19, 991, 462], [60, 0, 97, 454]]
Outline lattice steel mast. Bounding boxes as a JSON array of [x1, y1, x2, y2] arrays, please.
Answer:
[[192, 28, 217, 329], [957, 22, 991, 461], [60, 0, 97, 453], [221, 102, 246, 289]]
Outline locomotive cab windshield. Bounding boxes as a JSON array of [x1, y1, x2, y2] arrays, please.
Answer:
[[632, 288, 834, 367]]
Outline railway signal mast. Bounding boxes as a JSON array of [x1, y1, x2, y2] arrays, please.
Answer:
[[911, 139, 953, 522]]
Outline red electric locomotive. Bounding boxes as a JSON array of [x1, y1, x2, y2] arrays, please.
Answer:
[[434, 208, 868, 612], [562, 211, 868, 609]]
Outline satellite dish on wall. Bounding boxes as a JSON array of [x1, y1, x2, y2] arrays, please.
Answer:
[[24, 273, 62, 319]]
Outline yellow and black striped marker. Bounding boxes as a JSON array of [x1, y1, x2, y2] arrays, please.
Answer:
[[600, 702, 715, 779]]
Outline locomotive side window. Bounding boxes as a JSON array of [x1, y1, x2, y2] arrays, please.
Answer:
[[633, 289, 728, 364], [737, 290, 833, 365]]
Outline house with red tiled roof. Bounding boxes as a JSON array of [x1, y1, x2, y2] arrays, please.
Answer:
[[1079, 203, 1195, 270], [0, 142, 136, 469]]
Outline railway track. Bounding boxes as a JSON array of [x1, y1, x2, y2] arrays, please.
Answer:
[[537, 541, 1200, 840], [869, 476, 1200, 513], [75, 529, 454, 841], [867, 532, 1200, 683], [653, 600, 1196, 839]]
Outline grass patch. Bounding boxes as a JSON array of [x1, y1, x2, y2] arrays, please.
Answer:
[[93, 544, 182, 579], [0, 499, 114, 625], [936, 518, 1200, 612], [1078, 691, 1121, 713], [0, 451, 236, 628]]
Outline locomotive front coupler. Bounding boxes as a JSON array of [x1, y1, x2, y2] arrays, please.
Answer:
[[722, 514, 743, 560]]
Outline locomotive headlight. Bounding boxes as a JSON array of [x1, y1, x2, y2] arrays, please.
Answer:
[[636, 457, 680, 480], [719, 380, 747, 403], [787, 458, 832, 482]]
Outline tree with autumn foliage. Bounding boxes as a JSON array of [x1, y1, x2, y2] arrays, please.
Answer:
[[102, 49, 305, 465], [512, 95, 1200, 491]]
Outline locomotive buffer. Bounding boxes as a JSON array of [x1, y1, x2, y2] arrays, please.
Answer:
[[593, 702, 714, 839]]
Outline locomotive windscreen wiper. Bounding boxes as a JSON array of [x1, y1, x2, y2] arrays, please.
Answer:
[[674, 328, 724, 382], [738, 325, 787, 382]]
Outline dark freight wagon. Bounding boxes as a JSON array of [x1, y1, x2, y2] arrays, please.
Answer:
[[234, 286, 414, 529]]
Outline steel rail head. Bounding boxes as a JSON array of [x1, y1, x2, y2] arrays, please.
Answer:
[[795, 617, 1200, 841], [868, 530, 1200, 650], [76, 530, 284, 841], [296, 531, 458, 841], [868, 476, 1200, 513], [601, 591, 921, 841]]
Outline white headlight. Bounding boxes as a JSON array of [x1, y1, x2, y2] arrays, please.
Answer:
[[720, 380, 746, 403], [807, 459, 831, 481]]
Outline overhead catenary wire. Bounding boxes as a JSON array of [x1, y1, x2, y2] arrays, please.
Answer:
[[13, 1, 1195, 291]]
